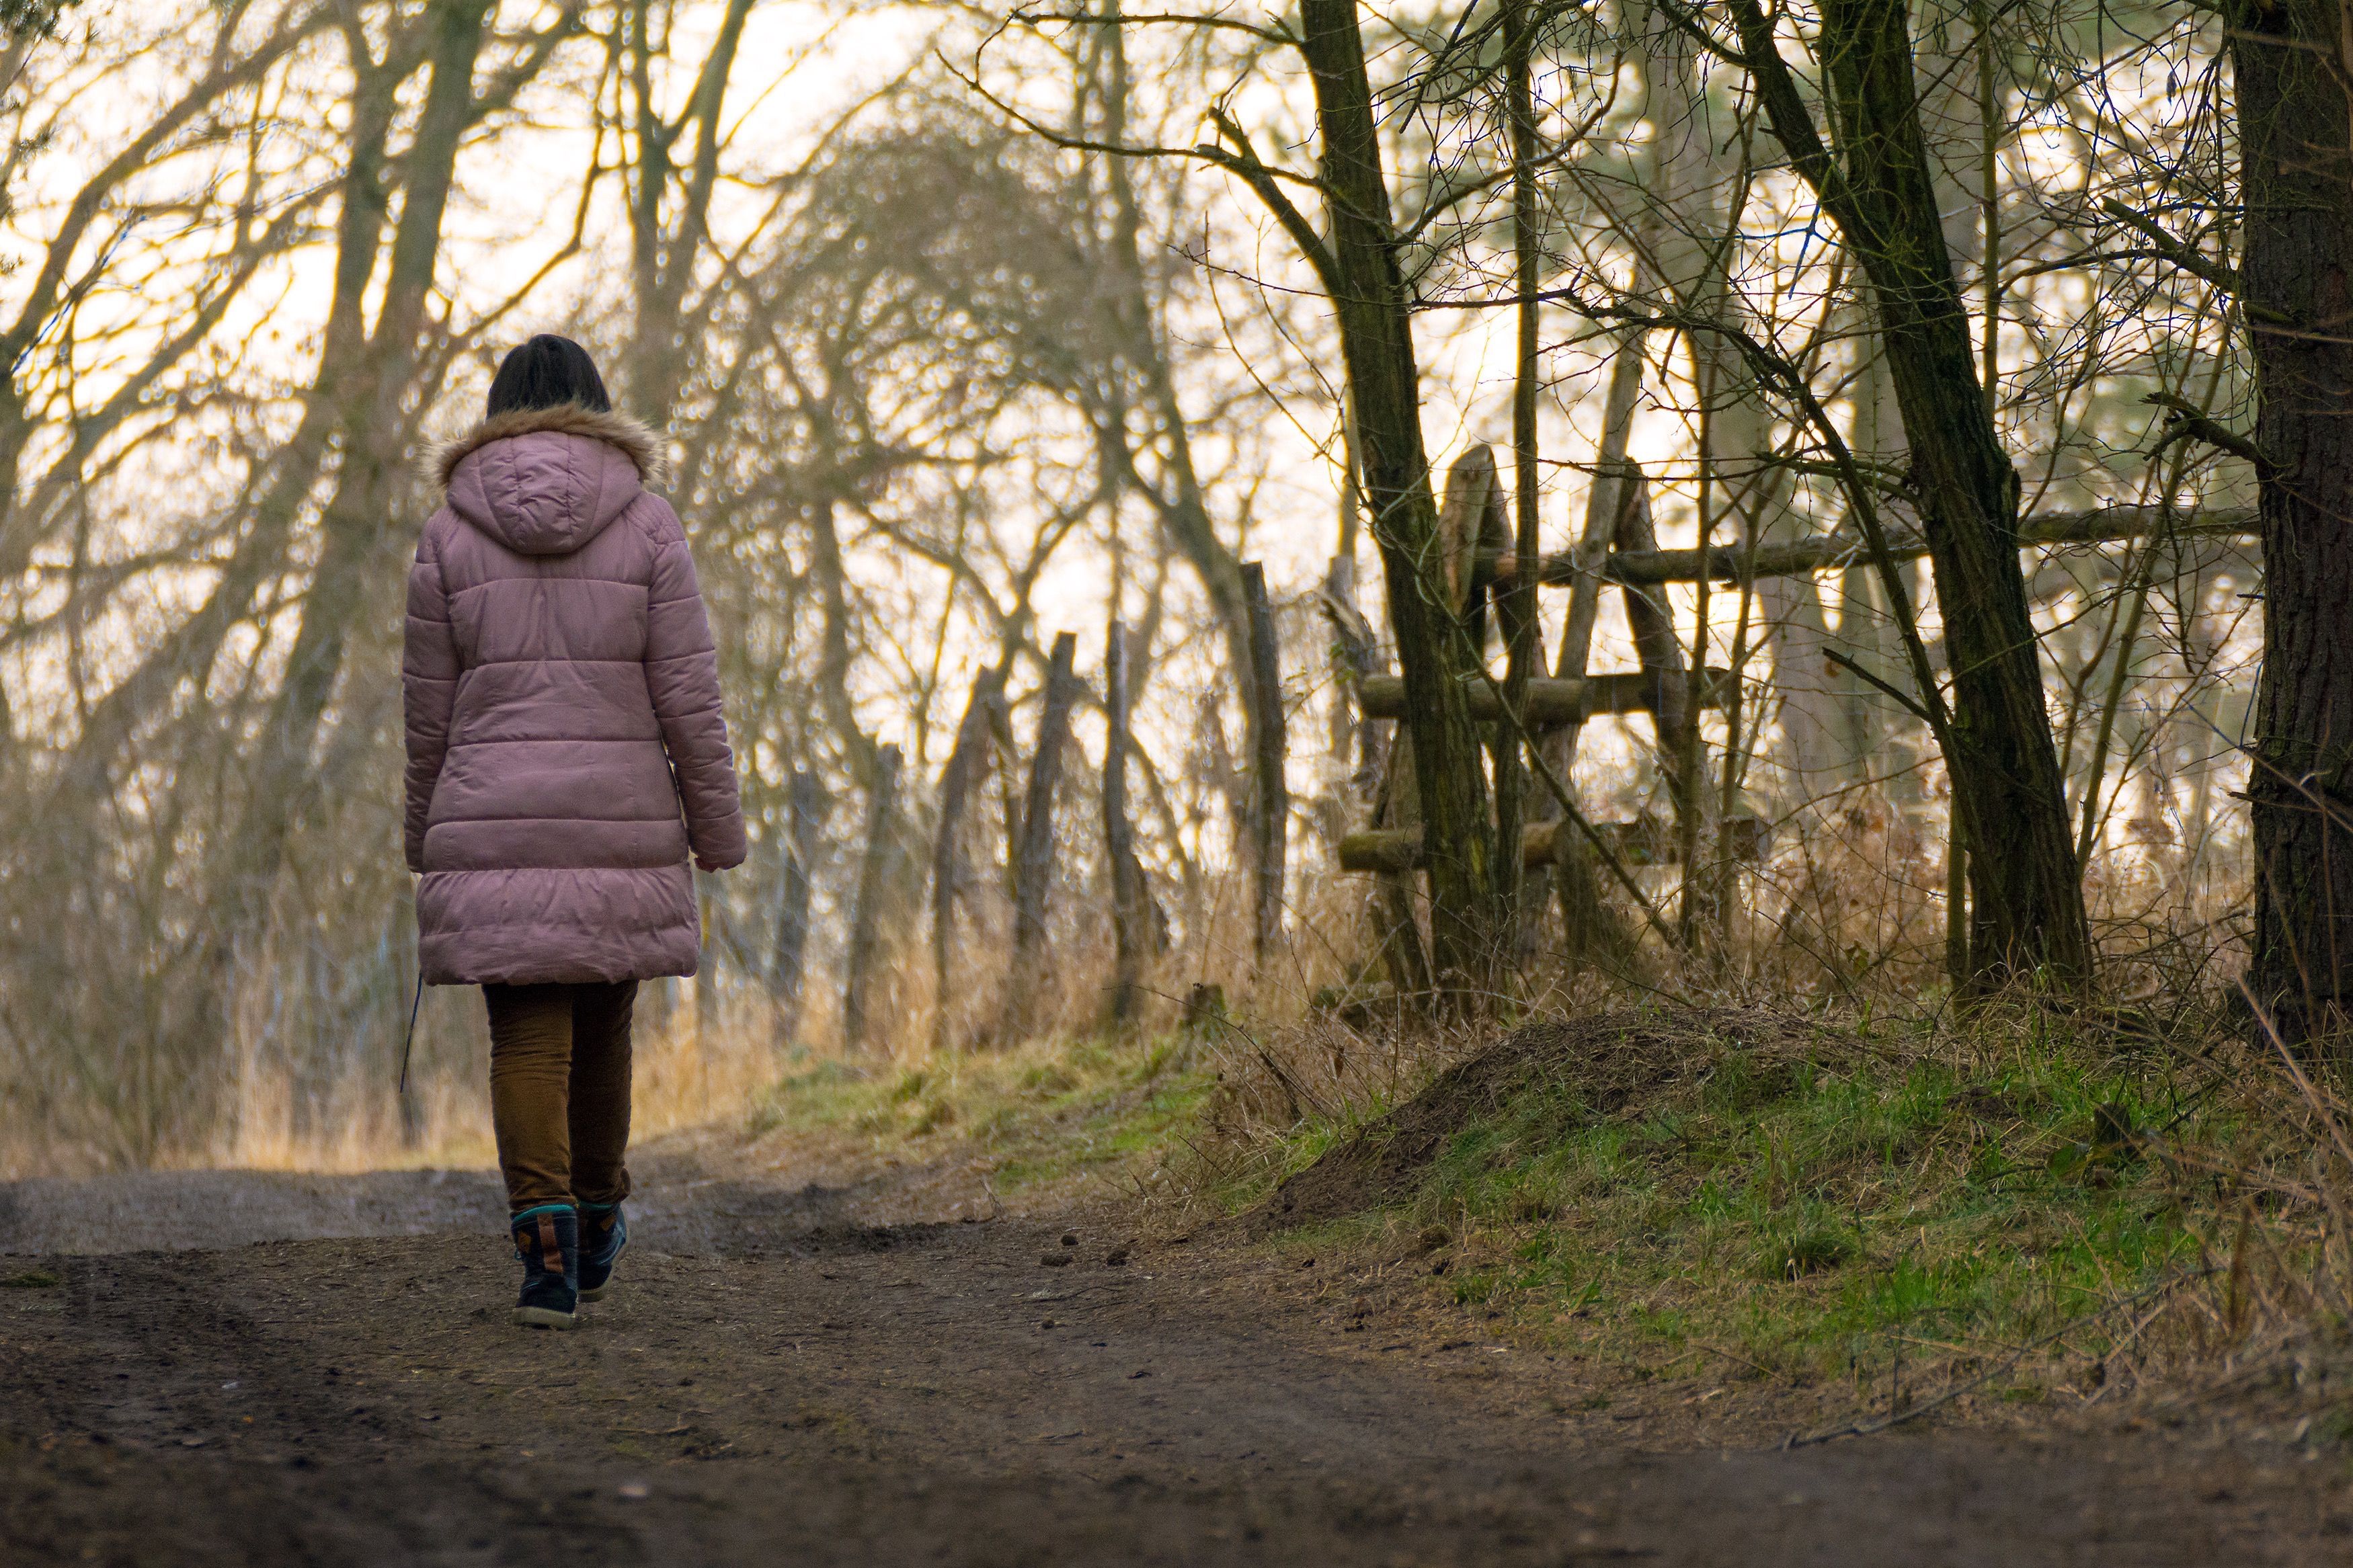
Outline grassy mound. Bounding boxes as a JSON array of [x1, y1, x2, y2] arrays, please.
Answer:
[[1246, 1008, 1850, 1236], [1238, 1003, 2286, 1399]]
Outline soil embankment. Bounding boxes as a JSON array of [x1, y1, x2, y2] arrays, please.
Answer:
[[2, 1124, 2345, 1564]]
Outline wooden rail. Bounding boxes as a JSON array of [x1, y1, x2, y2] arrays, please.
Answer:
[[1484, 505, 2258, 587], [1337, 815, 1767, 873], [1356, 667, 1733, 724]]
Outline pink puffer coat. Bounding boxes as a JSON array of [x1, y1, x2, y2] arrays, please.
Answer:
[[403, 404, 747, 985]]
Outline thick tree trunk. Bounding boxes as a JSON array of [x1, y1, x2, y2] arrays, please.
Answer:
[[1241, 565, 1288, 965], [2234, 1, 2353, 1037], [842, 743, 903, 1053], [1297, 0, 1503, 999], [1736, 0, 2091, 989], [1006, 632, 1082, 1036], [770, 769, 824, 1047]]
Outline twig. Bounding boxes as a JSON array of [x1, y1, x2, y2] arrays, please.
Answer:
[[1822, 648, 1934, 726], [1782, 1266, 2209, 1448]]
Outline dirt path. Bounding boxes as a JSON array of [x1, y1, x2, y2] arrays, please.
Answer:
[[3, 1140, 2346, 1565]]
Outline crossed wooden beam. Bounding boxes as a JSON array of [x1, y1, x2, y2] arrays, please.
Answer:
[[1341, 500, 2256, 875]]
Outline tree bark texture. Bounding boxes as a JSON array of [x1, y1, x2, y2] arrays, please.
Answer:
[[2235, 0, 2353, 1034], [1103, 622, 1152, 1020], [770, 769, 824, 1046], [1241, 565, 1289, 965], [842, 742, 903, 1053], [1734, 0, 2091, 989], [1297, 0, 1503, 998], [1006, 632, 1082, 1034], [930, 663, 1009, 1050], [1503, 0, 1544, 957]]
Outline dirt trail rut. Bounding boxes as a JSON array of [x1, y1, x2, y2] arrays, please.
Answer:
[[2, 1143, 2345, 1565]]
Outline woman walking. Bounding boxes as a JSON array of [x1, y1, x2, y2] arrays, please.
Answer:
[[403, 335, 746, 1329]]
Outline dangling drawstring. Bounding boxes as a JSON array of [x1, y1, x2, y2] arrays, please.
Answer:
[[397, 971, 424, 1094]]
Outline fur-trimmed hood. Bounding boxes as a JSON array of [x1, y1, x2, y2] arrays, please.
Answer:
[[428, 403, 668, 493], [430, 404, 669, 559]]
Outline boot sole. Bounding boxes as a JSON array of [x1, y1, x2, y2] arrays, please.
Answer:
[[512, 1305, 577, 1330], [577, 1283, 611, 1302]]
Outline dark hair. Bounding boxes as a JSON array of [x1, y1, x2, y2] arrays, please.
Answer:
[[485, 334, 612, 417]]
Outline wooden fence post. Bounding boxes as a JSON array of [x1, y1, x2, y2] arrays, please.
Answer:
[[769, 768, 824, 1048], [1006, 632, 1081, 1036], [1242, 565, 1287, 966], [1542, 352, 1646, 963], [1613, 475, 1711, 942], [842, 743, 902, 1053], [1103, 621, 1152, 1021]]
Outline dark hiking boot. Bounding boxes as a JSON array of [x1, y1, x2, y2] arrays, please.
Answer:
[[577, 1200, 627, 1302], [510, 1204, 579, 1329]]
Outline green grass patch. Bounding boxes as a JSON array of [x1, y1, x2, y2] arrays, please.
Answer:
[[747, 1034, 1210, 1196], [1250, 1020, 2230, 1387]]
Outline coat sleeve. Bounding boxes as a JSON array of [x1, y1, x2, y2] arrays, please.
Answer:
[[402, 521, 458, 874], [643, 499, 748, 869]]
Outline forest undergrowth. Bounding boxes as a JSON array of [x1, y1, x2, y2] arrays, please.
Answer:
[[740, 940, 2353, 1444]]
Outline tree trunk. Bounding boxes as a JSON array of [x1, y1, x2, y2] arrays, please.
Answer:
[[621, 0, 756, 424], [1242, 564, 1288, 965], [930, 663, 1009, 1050], [2235, 0, 2353, 1038], [1735, 0, 2091, 989], [842, 743, 903, 1053], [1006, 632, 1082, 1036], [1103, 622, 1152, 1021], [1088, 3, 1276, 877], [770, 769, 824, 1047], [1296, 0, 1502, 1001], [1502, 0, 1544, 962]]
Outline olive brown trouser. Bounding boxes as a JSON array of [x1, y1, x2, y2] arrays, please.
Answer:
[[483, 981, 637, 1214]]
